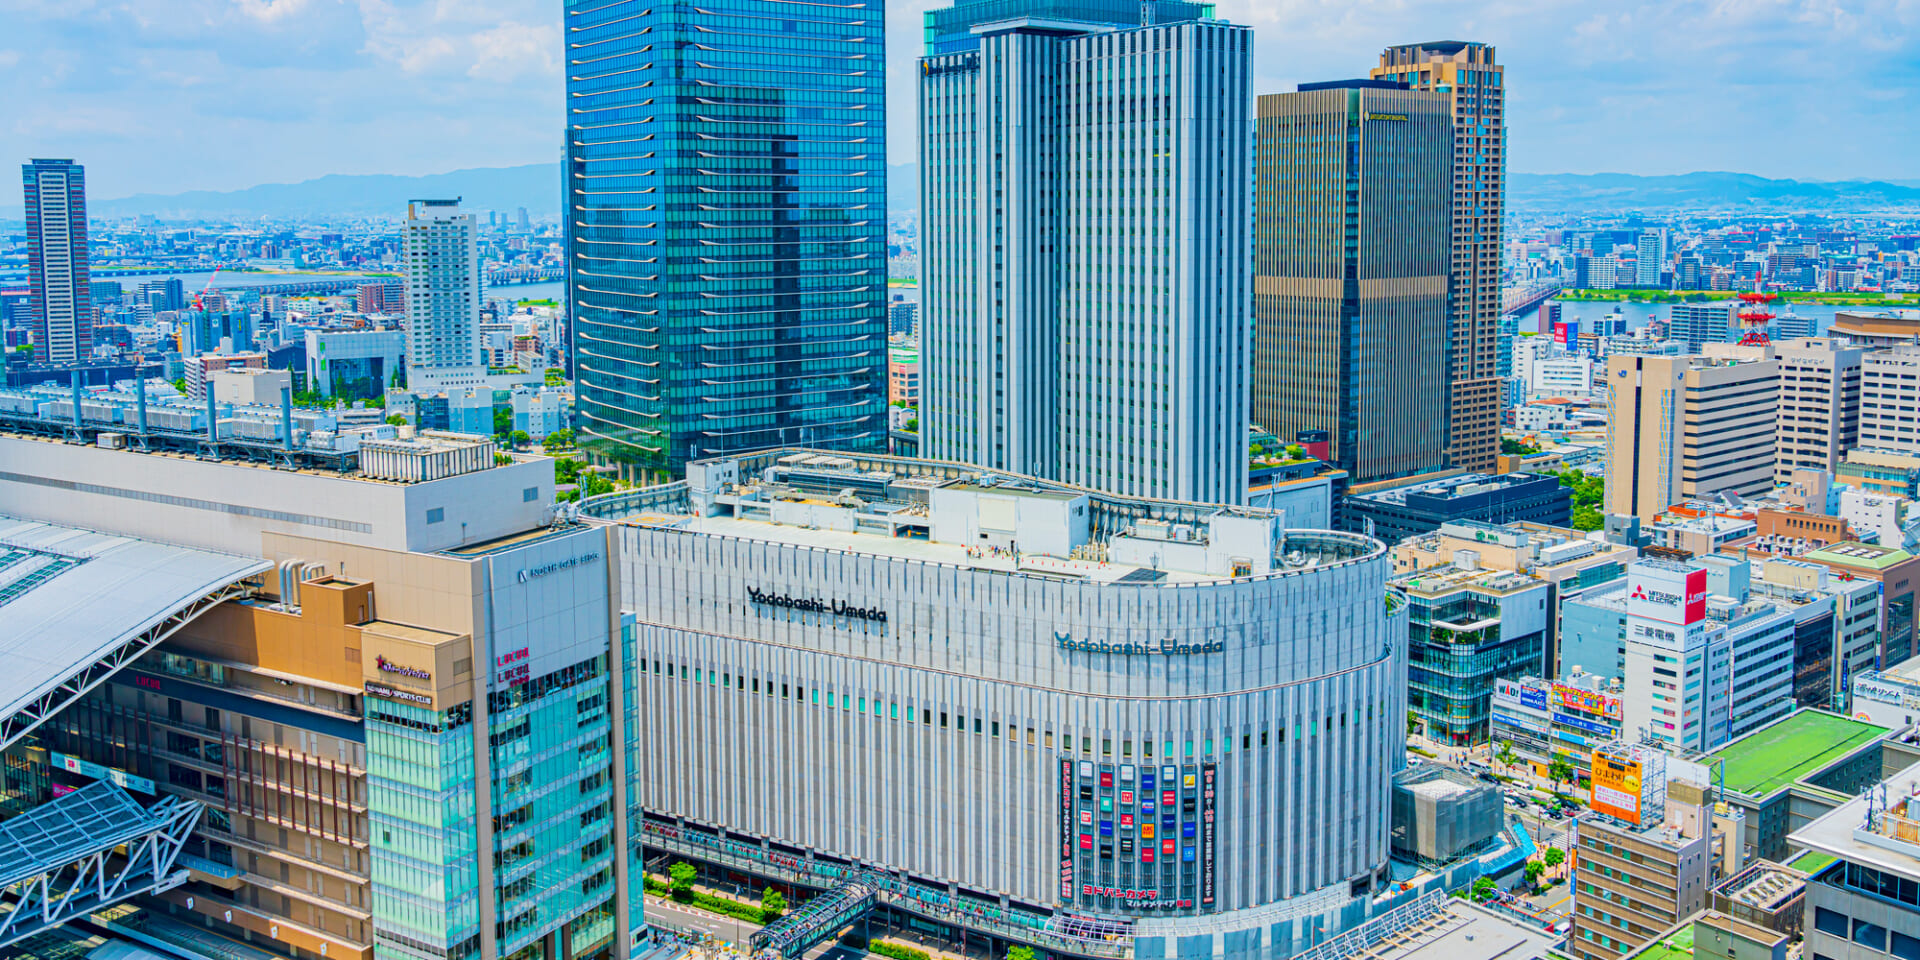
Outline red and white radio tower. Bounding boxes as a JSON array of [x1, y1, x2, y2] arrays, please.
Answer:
[[1737, 269, 1776, 346]]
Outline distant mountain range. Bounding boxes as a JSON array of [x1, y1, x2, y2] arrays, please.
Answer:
[[5, 164, 1910, 221], [86, 164, 562, 220], [1509, 172, 1920, 212]]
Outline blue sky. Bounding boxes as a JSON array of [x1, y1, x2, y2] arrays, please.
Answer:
[[0, 0, 1915, 199]]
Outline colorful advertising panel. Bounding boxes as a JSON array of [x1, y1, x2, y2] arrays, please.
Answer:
[[1559, 686, 1624, 720], [1590, 752, 1644, 824], [1060, 759, 1076, 901]]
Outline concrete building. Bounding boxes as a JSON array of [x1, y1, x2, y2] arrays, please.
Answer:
[[181, 352, 268, 402], [1372, 42, 1507, 474], [209, 367, 293, 407], [1701, 710, 1894, 865], [1751, 558, 1883, 710], [1668, 303, 1741, 354], [403, 199, 486, 394], [1829, 309, 1920, 348], [1395, 566, 1550, 745], [1488, 671, 1624, 782], [1840, 449, 1920, 499], [1774, 338, 1863, 483], [1532, 355, 1596, 397], [888, 344, 920, 408], [1861, 346, 1920, 456], [921, 3, 1251, 503], [1393, 518, 1637, 669], [1801, 542, 1920, 667], [510, 384, 569, 440], [1252, 79, 1452, 484], [1788, 760, 1920, 960], [0, 426, 645, 960], [21, 159, 91, 364], [1636, 229, 1668, 289], [1605, 351, 1780, 522], [1347, 473, 1573, 544], [1568, 777, 1718, 960], [583, 447, 1413, 960], [355, 280, 404, 316], [305, 328, 405, 400]]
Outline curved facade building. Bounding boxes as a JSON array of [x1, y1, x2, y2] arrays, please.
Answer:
[[589, 450, 1408, 958]]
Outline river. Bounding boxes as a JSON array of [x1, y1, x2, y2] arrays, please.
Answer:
[[93, 270, 567, 306], [1517, 297, 1849, 337]]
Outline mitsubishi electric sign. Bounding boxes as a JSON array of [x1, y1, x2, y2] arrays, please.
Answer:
[[1626, 561, 1708, 626]]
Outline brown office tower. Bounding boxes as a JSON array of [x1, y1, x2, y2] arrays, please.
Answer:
[[1372, 43, 1506, 473], [1253, 80, 1453, 483]]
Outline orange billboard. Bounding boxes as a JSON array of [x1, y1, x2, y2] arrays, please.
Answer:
[[1590, 752, 1644, 824]]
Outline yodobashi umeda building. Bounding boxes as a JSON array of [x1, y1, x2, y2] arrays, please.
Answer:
[[584, 450, 1411, 960]]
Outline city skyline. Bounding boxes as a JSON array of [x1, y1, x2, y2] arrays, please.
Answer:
[[0, 1, 1916, 200]]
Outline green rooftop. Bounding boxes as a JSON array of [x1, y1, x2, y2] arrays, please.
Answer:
[[1706, 710, 1889, 798], [1630, 922, 1693, 960], [1788, 850, 1837, 874], [1804, 542, 1914, 571]]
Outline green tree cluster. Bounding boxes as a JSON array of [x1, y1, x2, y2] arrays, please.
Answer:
[[1553, 470, 1606, 531]]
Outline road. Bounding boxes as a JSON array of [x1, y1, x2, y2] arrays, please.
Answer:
[[648, 896, 760, 950]]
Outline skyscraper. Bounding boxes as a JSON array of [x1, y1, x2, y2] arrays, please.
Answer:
[[565, 2, 888, 481], [404, 198, 487, 393], [22, 159, 92, 363], [1636, 228, 1668, 288], [1604, 351, 1779, 522], [1372, 43, 1506, 474], [1253, 80, 1453, 484], [920, 1, 1251, 503]]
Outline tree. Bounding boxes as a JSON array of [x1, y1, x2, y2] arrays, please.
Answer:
[[1470, 877, 1497, 903], [1007, 947, 1035, 960], [761, 886, 787, 918], [1543, 847, 1566, 869], [171, 378, 188, 395], [1495, 741, 1518, 770], [1570, 506, 1604, 532], [510, 429, 530, 449], [1407, 712, 1421, 737], [386, 414, 407, 427], [668, 861, 696, 900], [1549, 759, 1578, 795], [903, 417, 918, 433], [1524, 861, 1546, 888], [493, 406, 513, 439]]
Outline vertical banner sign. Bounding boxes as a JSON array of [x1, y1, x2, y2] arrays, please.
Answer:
[[1060, 758, 1076, 903], [1201, 763, 1217, 908]]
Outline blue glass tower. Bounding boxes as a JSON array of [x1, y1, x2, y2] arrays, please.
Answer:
[[565, 1, 889, 480]]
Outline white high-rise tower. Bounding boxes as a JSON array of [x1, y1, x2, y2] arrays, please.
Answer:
[[918, 2, 1252, 504], [404, 198, 486, 394]]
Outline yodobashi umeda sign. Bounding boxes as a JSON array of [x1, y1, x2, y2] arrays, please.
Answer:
[[747, 587, 887, 623], [1056, 632, 1224, 656]]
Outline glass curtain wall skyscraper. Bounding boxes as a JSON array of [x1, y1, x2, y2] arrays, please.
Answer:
[[1252, 81, 1453, 484], [565, 2, 888, 481], [919, 1, 1252, 504]]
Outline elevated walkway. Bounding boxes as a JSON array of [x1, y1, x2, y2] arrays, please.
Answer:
[[751, 877, 879, 958], [0, 782, 203, 948], [642, 821, 1131, 959]]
